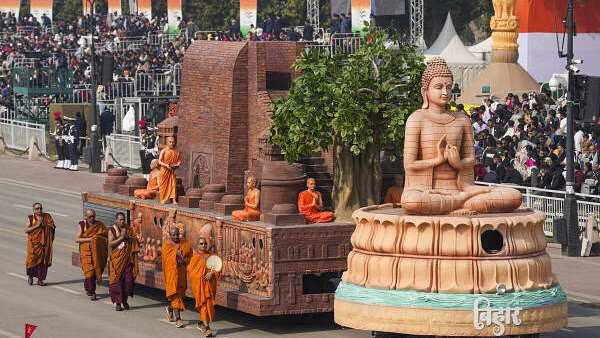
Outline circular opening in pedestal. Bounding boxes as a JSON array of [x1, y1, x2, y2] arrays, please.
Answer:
[[481, 230, 504, 254]]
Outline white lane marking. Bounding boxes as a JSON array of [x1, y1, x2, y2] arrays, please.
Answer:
[[0, 328, 21, 338], [6, 273, 81, 294], [14, 204, 70, 217], [0, 178, 80, 197], [560, 328, 576, 332], [7, 272, 27, 280], [51, 285, 81, 295]]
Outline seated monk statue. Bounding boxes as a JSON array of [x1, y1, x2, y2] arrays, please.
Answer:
[[298, 178, 334, 223], [400, 57, 522, 215], [134, 159, 160, 199], [232, 176, 261, 221], [384, 174, 404, 204]]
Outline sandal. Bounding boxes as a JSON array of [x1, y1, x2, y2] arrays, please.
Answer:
[[197, 323, 207, 333], [90, 293, 97, 301], [37, 280, 47, 286], [175, 319, 184, 328], [28, 276, 33, 285], [165, 306, 175, 322], [123, 301, 130, 310], [115, 303, 124, 311]]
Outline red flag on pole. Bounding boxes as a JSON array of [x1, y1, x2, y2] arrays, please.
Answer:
[[25, 324, 37, 338]]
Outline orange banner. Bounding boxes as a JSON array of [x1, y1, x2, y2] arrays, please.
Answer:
[[30, 0, 52, 23], [137, 0, 152, 19], [0, 0, 21, 18], [240, 0, 257, 37], [167, 0, 182, 34], [107, 0, 121, 15]]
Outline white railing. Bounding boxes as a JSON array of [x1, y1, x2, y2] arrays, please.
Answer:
[[105, 134, 141, 169], [475, 182, 600, 236], [72, 88, 91, 103], [114, 37, 146, 52], [99, 81, 136, 101], [0, 118, 47, 154], [12, 58, 39, 68], [135, 71, 178, 97]]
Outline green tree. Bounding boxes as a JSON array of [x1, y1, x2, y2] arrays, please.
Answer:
[[268, 26, 425, 220]]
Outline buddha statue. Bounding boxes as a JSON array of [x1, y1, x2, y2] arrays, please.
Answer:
[[400, 57, 521, 215]]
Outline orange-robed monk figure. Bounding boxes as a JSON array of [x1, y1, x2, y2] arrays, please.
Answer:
[[189, 237, 221, 337], [75, 208, 108, 300], [25, 203, 56, 286], [158, 136, 181, 204], [298, 178, 334, 223], [162, 226, 192, 328], [400, 57, 522, 215], [232, 176, 261, 221], [134, 159, 160, 199], [108, 212, 140, 312]]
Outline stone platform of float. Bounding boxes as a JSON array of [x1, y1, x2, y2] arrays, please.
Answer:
[[77, 192, 354, 316]]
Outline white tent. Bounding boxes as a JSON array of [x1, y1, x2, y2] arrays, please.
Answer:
[[467, 36, 492, 63], [424, 13, 486, 90]]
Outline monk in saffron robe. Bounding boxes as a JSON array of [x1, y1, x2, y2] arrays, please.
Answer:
[[108, 212, 140, 311], [189, 237, 221, 337], [384, 175, 404, 204], [162, 226, 192, 328], [75, 208, 108, 300], [158, 136, 181, 204], [25, 203, 56, 286], [134, 159, 160, 199], [232, 176, 261, 221], [298, 178, 334, 223]]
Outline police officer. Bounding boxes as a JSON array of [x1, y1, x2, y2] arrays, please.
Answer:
[[53, 112, 66, 169], [139, 121, 158, 180], [64, 117, 80, 171]]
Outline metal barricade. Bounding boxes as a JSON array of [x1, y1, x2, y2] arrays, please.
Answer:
[[105, 133, 141, 169], [72, 88, 91, 103], [12, 58, 39, 68], [99, 81, 136, 101], [0, 118, 47, 154], [330, 33, 362, 56], [474, 182, 600, 237], [147, 34, 161, 46], [114, 37, 146, 52], [135, 72, 177, 97]]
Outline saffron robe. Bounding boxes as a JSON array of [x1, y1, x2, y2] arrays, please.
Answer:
[[161, 239, 192, 310], [231, 190, 261, 221], [78, 220, 109, 281], [189, 252, 221, 323], [159, 147, 180, 202], [109, 226, 140, 285], [26, 213, 56, 269], [298, 190, 334, 223], [134, 169, 159, 199]]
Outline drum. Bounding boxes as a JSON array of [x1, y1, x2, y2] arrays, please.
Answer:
[[206, 255, 222, 272]]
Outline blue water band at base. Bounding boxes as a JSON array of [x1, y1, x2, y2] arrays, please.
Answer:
[[335, 281, 567, 310]]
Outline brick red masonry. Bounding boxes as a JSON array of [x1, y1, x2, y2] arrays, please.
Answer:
[[177, 41, 304, 195]]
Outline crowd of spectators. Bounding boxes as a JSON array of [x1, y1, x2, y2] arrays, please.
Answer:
[[466, 92, 600, 194]]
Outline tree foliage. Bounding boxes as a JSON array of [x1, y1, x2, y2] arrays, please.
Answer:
[[269, 25, 425, 163], [268, 25, 425, 217]]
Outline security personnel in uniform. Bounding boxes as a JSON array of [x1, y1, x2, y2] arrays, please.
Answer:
[[64, 117, 80, 171], [53, 112, 66, 169]]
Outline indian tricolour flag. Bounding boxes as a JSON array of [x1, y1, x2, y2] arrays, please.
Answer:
[[138, 0, 152, 19], [351, 0, 371, 35], [515, 0, 600, 82], [240, 0, 257, 37], [167, 0, 182, 34], [0, 0, 21, 18], [107, 0, 121, 16], [30, 0, 52, 24]]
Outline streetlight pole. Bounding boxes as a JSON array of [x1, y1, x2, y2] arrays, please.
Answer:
[[88, 0, 101, 173], [562, 0, 579, 256]]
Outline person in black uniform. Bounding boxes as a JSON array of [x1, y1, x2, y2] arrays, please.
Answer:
[[64, 117, 80, 171], [53, 112, 66, 169], [138, 120, 158, 180]]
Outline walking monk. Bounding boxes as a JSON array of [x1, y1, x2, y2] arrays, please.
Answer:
[[298, 178, 334, 223], [158, 136, 181, 204], [162, 226, 192, 328], [75, 208, 108, 300], [25, 203, 56, 286], [108, 212, 140, 311], [189, 237, 221, 337], [232, 176, 261, 221], [134, 159, 160, 199]]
